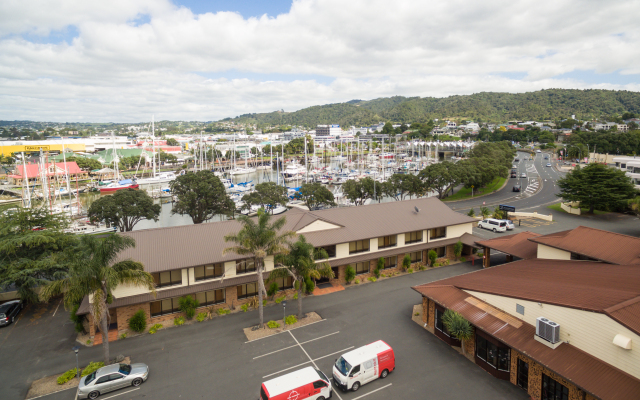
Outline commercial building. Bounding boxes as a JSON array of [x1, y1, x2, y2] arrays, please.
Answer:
[[315, 125, 342, 137], [77, 197, 481, 337], [413, 226, 640, 400], [612, 156, 640, 189]]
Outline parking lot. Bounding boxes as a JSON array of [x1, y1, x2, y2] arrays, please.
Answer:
[[10, 263, 527, 400]]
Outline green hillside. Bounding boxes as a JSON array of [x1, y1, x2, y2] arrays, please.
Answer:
[[226, 89, 640, 127]]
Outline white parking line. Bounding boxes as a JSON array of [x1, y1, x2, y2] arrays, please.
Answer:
[[352, 383, 393, 400], [52, 298, 63, 317], [101, 388, 140, 399], [254, 331, 341, 359], [262, 346, 355, 378]]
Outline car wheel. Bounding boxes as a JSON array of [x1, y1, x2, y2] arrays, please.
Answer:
[[493, 228, 497, 232], [351, 382, 360, 392], [317, 397, 325, 400], [88, 391, 100, 400], [11, 316, 14, 323], [132, 378, 143, 387], [380, 369, 389, 379]]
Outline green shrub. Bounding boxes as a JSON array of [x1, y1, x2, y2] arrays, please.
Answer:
[[81, 362, 104, 377], [70, 304, 85, 333], [196, 312, 208, 322], [267, 320, 280, 329], [293, 292, 298, 300], [174, 316, 185, 326], [354, 279, 360, 284], [86, 339, 92, 345], [178, 295, 199, 320], [344, 265, 356, 283], [375, 258, 383, 278], [149, 323, 163, 334], [402, 254, 411, 271], [434, 263, 440, 267], [267, 282, 279, 298], [454, 240, 463, 260], [419, 264, 426, 271], [275, 296, 286, 304], [368, 277, 377, 282], [467, 208, 475, 217], [263, 299, 267, 306], [414, 312, 420, 316], [57, 368, 77, 385], [428, 250, 438, 267], [241, 304, 249, 312], [119, 333, 127, 340], [460, 257, 466, 263], [217, 308, 230, 315], [128, 309, 147, 333], [304, 277, 315, 294], [284, 315, 297, 325], [407, 268, 414, 274], [443, 259, 450, 266]]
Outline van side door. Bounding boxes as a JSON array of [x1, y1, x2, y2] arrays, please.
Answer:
[[361, 359, 377, 383], [348, 365, 361, 387], [312, 380, 328, 399]]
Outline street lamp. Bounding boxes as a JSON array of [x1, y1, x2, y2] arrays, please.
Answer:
[[282, 301, 287, 329], [73, 346, 80, 378]]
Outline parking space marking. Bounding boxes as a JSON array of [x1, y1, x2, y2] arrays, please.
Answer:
[[352, 383, 393, 400], [52, 298, 63, 317], [244, 319, 327, 343], [101, 388, 140, 399], [253, 331, 340, 359], [262, 346, 354, 378]]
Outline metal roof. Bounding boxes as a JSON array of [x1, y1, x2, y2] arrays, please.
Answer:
[[529, 226, 640, 265], [475, 231, 540, 260], [412, 285, 640, 400]]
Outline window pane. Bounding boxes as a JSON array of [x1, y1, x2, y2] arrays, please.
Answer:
[[194, 266, 204, 280], [349, 242, 356, 252], [247, 259, 255, 272], [161, 299, 172, 312], [237, 285, 245, 298], [159, 271, 171, 285], [171, 270, 182, 284], [498, 348, 510, 371], [195, 292, 206, 306], [172, 298, 181, 312], [487, 342, 498, 368], [150, 301, 162, 316], [151, 273, 160, 286], [214, 264, 224, 277]]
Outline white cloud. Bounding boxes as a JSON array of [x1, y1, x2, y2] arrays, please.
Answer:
[[0, 0, 639, 122]]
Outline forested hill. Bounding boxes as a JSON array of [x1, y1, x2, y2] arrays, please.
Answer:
[[225, 89, 640, 127]]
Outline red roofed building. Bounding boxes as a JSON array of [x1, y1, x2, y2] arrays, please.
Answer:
[[8, 161, 88, 185]]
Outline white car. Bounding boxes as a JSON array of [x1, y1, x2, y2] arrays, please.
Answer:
[[501, 220, 515, 230], [478, 219, 507, 233], [546, 163, 552, 167], [536, 149, 542, 153]]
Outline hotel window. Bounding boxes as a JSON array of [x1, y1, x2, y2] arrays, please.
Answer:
[[317, 245, 336, 258], [150, 297, 181, 317], [151, 270, 182, 288], [435, 308, 450, 336], [236, 259, 256, 274], [430, 227, 446, 240], [273, 276, 294, 290], [349, 240, 370, 254], [354, 261, 369, 274], [475, 335, 510, 372], [517, 359, 529, 390], [194, 289, 225, 306], [542, 374, 568, 400], [382, 256, 397, 269], [433, 246, 446, 257], [405, 230, 423, 244], [378, 235, 397, 249], [237, 283, 258, 299], [409, 251, 422, 263], [194, 264, 224, 281]]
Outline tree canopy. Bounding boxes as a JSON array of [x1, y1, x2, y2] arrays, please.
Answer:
[[88, 189, 161, 232], [383, 174, 424, 200], [298, 182, 336, 210], [342, 177, 378, 206], [170, 170, 235, 224], [241, 182, 289, 213]]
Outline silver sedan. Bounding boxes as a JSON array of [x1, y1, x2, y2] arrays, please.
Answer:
[[77, 363, 149, 399]]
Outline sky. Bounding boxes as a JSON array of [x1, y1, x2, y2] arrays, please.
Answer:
[[1, 0, 639, 123]]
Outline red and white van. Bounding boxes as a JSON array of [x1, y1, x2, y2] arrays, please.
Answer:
[[332, 340, 395, 392], [260, 367, 332, 400]]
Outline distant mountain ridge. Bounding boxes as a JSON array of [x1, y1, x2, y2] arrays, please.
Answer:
[[225, 89, 640, 127]]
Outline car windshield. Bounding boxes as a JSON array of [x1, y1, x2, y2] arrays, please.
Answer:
[[335, 357, 351, 376], [118, 364, 132, 375], [85, 372, 97, 385], [316, 368, 329, 382]]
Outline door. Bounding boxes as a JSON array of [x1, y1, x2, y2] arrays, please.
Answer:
[[94, 375, 112, 394], [348, 364, 361, 388], [361, 359, 376, 383], [517, 359, 529, 390], [312, 380, 328, 398], [108, 373, 127, 390]]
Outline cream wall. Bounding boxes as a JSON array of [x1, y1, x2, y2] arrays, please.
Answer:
[[336, 243, 350, 259], [111, 268, 187, 298], [297, 220, 341, 233], [465, 290, 640, 379], [537, 244, 571, 260], [224, 261, 237, 278], [433, 222, 473, 241]]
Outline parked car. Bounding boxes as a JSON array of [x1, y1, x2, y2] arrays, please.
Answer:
[[521, 173, 527, 178], [77, 363, 149, 399], [478, 219, 507, 233], [536, 149, 542, 153], [546, 163, 552, 167], [260, 367, 332, 400], [502, 220, 515, 230], [333, 341, 395, 392], [0, 299, 23, 326], [512, 184, 521, 192]]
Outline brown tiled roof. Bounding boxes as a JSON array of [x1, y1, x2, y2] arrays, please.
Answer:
[[76, 272, 267, 315], [605, 296, 640, 335], [411, 285, 640, 400], [327, 233, 481, 267], [117, 197, 476, 273], [529, 226, 640, 265], [475, 231, 540, 260]]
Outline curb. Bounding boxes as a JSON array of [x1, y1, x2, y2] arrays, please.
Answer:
[[442, 177, 509, 204]]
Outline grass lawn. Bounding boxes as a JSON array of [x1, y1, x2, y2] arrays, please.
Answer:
[[547, 202, 610, 215], [443, 176, 506, 202]]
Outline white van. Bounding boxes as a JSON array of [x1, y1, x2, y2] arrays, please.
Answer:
[[478, 219, 507, 233], [260, 367, 332, 400], [332, 340, 395, 392]]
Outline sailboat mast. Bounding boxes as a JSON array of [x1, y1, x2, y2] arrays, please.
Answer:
[[61, 137, 72, 214], [304, 135, 308, 183], [152, 117, 156, 178]]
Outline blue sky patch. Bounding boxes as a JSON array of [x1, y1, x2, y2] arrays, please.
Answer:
[[173, 0, 293, 18]]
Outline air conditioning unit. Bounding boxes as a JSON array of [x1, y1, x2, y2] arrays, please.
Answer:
[[536, 317, 560, 344]]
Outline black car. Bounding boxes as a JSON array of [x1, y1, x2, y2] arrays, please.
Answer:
[[0, 300, 23, 326], [513, 185, 521, 192], [514, 158, 520, 162]]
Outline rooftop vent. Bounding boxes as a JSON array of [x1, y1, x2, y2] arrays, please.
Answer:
[[536, 317, 560, 344]]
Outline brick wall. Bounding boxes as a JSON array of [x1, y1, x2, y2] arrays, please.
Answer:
[[422, 297, 428, 324], [463, 327, 475, 360], [510, 350, 586, 400], [116, 303, 150, 332], [428, 299, 435, 328]]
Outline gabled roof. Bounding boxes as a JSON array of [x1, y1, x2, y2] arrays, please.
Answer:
[[529, 226, 640, 265], [475, 231, 540, 260], [12, 161, 83, 178]]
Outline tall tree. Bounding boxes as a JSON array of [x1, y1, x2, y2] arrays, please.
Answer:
[[40, 235, 155, 364], [418, 162, 461, 199], [170, 170, 235, 224], [0, 207, 75, 303], [383, 174, 424, 201], [271, 236, 332, 318], [241, 182, 289, 213], [223, 210, 295, 329], [342, 177, 378, 206], [556, 163, 637, 213], [298, 182, 336, 210], [165, 138, 179, 146], [88, 189, 161, 232]]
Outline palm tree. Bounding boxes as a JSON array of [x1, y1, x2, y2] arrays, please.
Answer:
[[223, 209, 295, 329], [271, 236, 333, 319], [442, 309, 473, 356], [40, 234, 155, 364]]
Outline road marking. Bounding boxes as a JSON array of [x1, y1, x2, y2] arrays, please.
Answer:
[[262, 346, 355, 378], [101, 388, 140, 399], [352, 383, 393, 400], [244, 319, 327, 343], [52, 298, 63, 317], [254, 331, 341, 359]]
